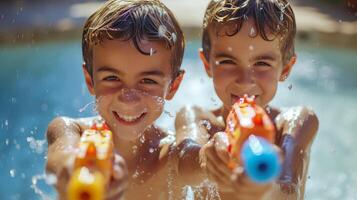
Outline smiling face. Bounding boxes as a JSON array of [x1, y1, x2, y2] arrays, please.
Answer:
[[84, 40, 182, 140], [202, 19, 295, 113]]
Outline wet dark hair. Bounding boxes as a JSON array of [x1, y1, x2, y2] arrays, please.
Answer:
[[82, 0, 185, 78], [202, 0, 296, 65]]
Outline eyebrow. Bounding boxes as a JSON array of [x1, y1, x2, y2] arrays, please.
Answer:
[[139, 70, 165, 77], [250, 53, 279, 62], [97, 66, 120, 74], [96, 66, 165, 77], [214, 52, 236, 60]]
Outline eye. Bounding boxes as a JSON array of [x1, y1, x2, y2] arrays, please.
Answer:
[[217, 59, 236, 65], [103, 75, 120, 81], [255, 61, 272, 67], [141, 78, 158, 84]]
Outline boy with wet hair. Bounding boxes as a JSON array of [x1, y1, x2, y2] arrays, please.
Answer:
[[46, 0, 191, 199], [175, 0, 319, 199]]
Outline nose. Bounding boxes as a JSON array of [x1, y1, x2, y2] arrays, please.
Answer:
[[234, 67, 256, 86], [117, 88, 141, 104]]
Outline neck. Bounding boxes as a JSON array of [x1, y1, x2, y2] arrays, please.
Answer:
[[111, 125, 158, 173]]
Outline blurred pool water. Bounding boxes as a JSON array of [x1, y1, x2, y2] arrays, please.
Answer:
[[0, 38, 356, 199]]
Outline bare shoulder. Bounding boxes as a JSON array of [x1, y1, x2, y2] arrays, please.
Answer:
[[275, 106, 319, 132]]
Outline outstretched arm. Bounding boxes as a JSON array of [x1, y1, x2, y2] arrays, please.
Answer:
[[174, 106, 224, 184], [46, 117, 82, 199], [271, 106, 319, 199], [46, 117, 128, 200]]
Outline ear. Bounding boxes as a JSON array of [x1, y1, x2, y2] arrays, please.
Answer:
[[82, 63, 95, 96], [199, 48, 212, 77], [279, 55, 296, 81], [165, 70, 185, 100]]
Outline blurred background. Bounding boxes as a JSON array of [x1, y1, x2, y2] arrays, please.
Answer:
[[0, 0, 356, 199]]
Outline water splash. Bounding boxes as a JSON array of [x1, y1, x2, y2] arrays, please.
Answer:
[[27, 137, 46, 154], [78, 101, 95, 113], [183, 179, 221, 200], [31, 173, 57, 200]]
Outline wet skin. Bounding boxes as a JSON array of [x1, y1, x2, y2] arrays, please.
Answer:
[[46, 40, 202, 200], [175, 18, 319, 200]]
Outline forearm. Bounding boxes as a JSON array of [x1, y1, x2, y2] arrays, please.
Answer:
[[175, 106, 211, 145]]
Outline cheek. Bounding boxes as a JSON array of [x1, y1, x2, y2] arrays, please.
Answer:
[[212, 68, 234, 90], [95, 95, 113, 119]]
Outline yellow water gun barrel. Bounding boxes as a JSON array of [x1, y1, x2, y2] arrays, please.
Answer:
[[67, 122, 113, 200]]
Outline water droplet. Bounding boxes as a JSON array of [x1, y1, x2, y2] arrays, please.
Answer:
[[227, 47, 233, 51], [11, 97, 16, 104], [5, 139, 9, 145], [150, 48, 155, 56], [288, 84, 293, 90], [215, 60, 220, 66], [171, 33, 177, 43], [5, 120, 8, 127], [20, 127, 25, 133], [149, 148, 155, 153], [132, 145, 138, 154], [10, 169, 16, 177], [266, 106, 271, 114], [164, 110, 174, 118], [132, 170, 139, 178], [249, 26, 257, 37], [249, 45, 254, 51], [140, 135, 145, 143], [158, 25, 167, 38]]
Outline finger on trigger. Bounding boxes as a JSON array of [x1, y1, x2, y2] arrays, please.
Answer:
[[213, 132, 230, 164]]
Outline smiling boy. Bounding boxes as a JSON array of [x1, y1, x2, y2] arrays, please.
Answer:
[[175, 0, 319, 199], [45, 0, 197, 199]]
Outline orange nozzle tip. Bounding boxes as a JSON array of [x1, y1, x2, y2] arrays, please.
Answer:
[[86, 143, 97, 157]]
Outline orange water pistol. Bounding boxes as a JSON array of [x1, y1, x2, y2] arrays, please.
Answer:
[[226, 95, 281, 183], [67, 122, 113, 200]]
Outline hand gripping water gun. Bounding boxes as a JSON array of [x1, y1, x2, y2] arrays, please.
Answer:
[[67, 122, 113, 200], [226, 95, 281, 183]]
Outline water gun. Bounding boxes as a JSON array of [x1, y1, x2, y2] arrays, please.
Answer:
[[226, 95, 281, 183], [67, 122, 114, 200]]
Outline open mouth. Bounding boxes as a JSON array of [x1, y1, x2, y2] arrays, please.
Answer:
[[231, 94, 259, 105], [113, 110, 147, 125]]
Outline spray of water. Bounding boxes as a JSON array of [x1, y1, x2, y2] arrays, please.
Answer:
[[31, 173, 57, 200]]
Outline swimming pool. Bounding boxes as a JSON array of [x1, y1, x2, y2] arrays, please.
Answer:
[[0, 37, 356, 199]]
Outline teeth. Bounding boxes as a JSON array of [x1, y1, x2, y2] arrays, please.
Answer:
[[116, 111, 145, 122]]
